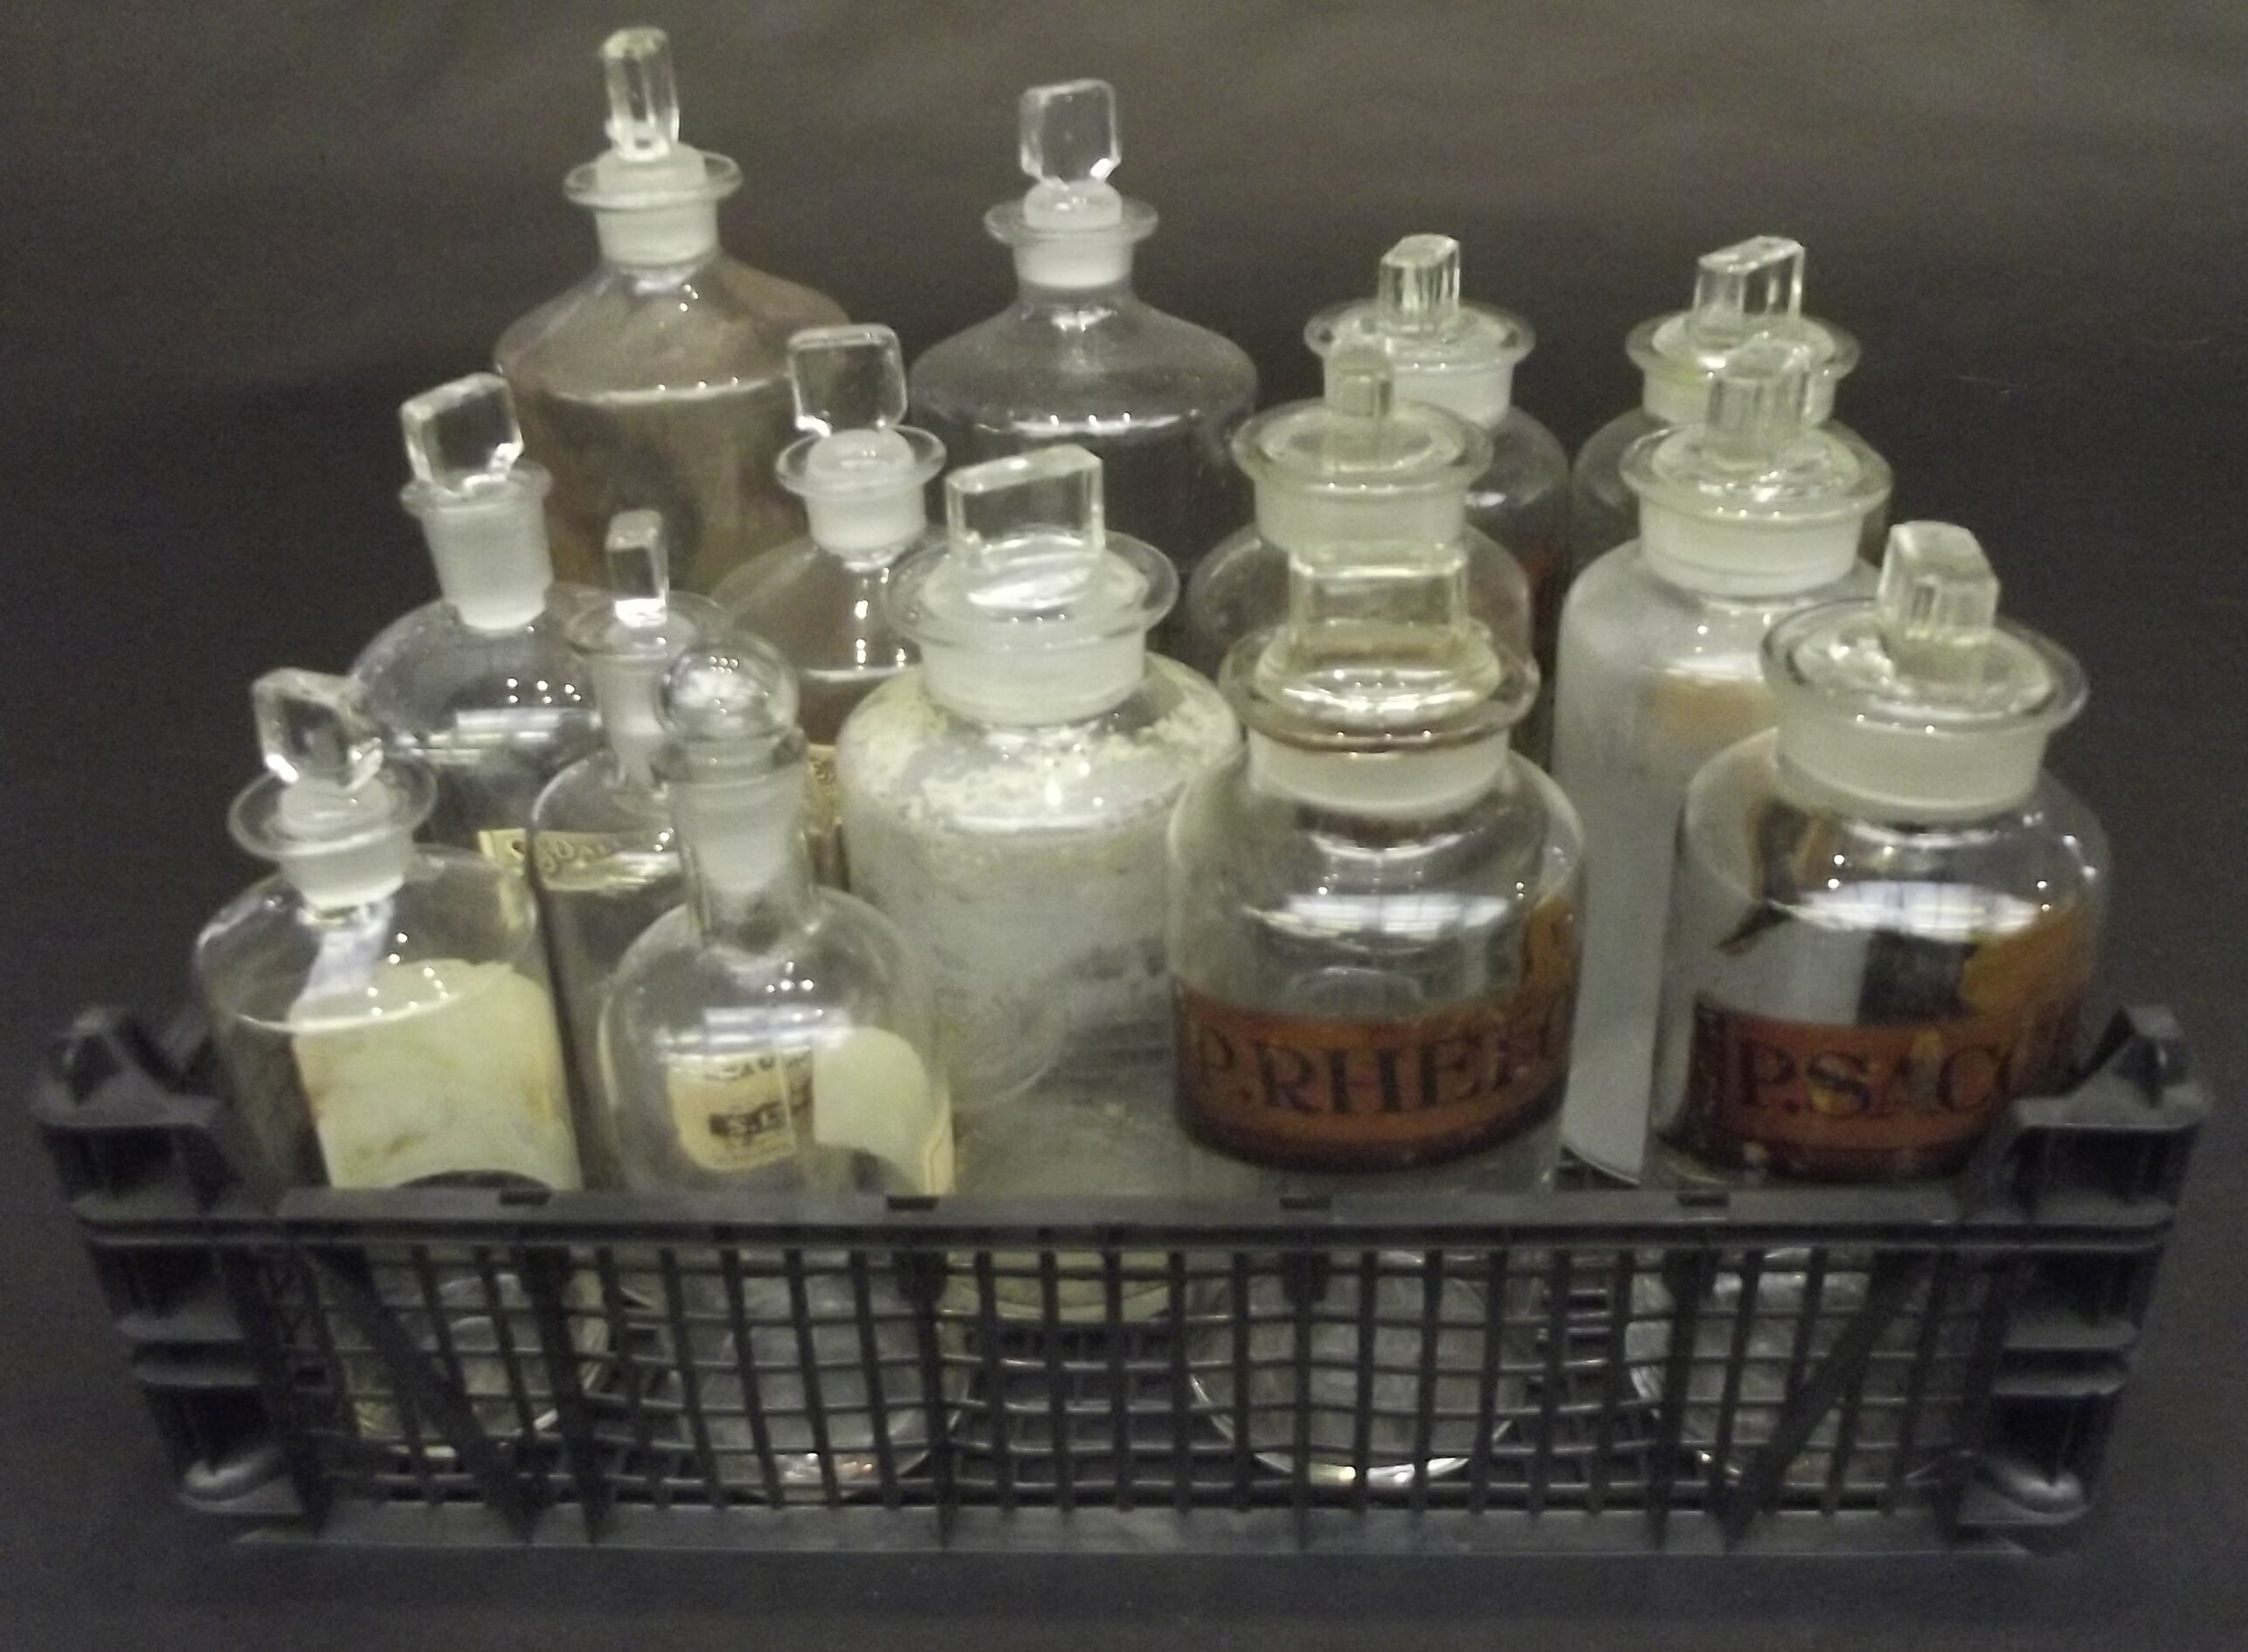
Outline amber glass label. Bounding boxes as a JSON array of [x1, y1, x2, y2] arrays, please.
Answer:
[[666, 1050, 813, 1175], [1673, 916, 2090, 1179], [1175, 903, 1575, 1172]]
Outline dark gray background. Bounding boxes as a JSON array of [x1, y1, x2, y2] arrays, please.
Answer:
[[5, 3, 2247, 1647]]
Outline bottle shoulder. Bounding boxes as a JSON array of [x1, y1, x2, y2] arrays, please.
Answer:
[[351, 601, 596, 731], [607, 891, 926, 1024], [910, 294, 1257, 422], [1561, 550, 1877, 662], [497, 253, 847, 397], [530, 755, 672, 839]]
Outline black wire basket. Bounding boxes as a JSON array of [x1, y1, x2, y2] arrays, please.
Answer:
[[31, 1004, 2203, 1555]]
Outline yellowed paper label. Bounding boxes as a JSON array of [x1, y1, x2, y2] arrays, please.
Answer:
[[667, 1050, 813, 1175], [810, 1027, 954, 1196], [293, 960, 580, 1190], [529, 829, 640, 888], [476, 826, 529, 874]]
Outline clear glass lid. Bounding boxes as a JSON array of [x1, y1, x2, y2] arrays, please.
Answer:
[[1232, 341, 1492, 508], [1228, 350, 1535, 750], [889, 445, 1172, 654], [657, 640, 806, 790], [982, 79, 1157, 274], [1622, 335, 1889, 531], [774, 326, 944, 551], [1629, 235, 1858, 386], [563, 27, 739, 212], [229, 671, 436, 896], [1305, 234, 1532, 384]]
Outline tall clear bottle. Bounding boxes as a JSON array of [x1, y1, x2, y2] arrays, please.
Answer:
[[712, 323, 941, 875], [1171, 350, 1576, 1486], [599, 646, 950, 1489], [496, 27, 847, 594], [1649, 522, 2104, 1185], [529, 511, 731, 1187], [908, 79, 1256, 610], [1568, 237, 1874, 574], [1179, 349, 1539, 744], [834, 446, 1239, 1209], [1552, 338, 1892, 1181], [196, 671, 580, 1194], [1305, 234, 1567, 751], [352, 374, 598, 865]]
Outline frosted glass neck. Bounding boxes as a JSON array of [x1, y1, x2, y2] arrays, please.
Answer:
[[920, 635, 1145, 725], [1247, 731, 1509, 818], [1012, 236, 1138, 291], [593, 200, 721, 266], [1643, 362, 1838, 426], [406, 474, 555, 632], [1637, 500, 1862, 597], [1253, 483, 1468, 553], [279, 829, 416, 909], [1397, 363, 1515, 428], [590, 653, 665, 785], [676, 764, 815, 926]]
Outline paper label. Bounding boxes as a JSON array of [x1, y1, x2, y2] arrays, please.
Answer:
[[667, 1050, 813, 1175], [804, 743, 847, 887], [293, 960, 580, 1190], [529, 829, 641, 888], [476, 827, 529, 874], [1175, 902, 1576, 1172], [812, 1027, 954, 1196], [1670, 916, 2091, 1179]]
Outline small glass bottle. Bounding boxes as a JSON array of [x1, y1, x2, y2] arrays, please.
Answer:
[[1171, 349, 1581, 1194], [1569, 236, 1877, 574], [1304, 233, 1567, 753], [496, 27, 847, 594], [908, 79, 1256, 607], [835, 445, 1238, 1192], [529, 511, 730, 1188], [1552, 337, 1892, 1181], [712, 323, 941, 876], [1649, 522, 2104, 1185], [1179, 349, 1538, 742], [196, 670, 580, 1194], [352, 373, 598, 867], [600, 645, 949, 1490]]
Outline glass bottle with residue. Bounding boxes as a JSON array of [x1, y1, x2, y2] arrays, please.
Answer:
[[834, 446, 1238, 1205], [1305, 234, 1567, 753], [713, 324, 940, 875], [195, 670, 580, 1194], [1649, 522, 2105, 1185], [496, 27, 847, 594], [1169, 349, 1581, 1196], [1569, 236, 1877, 574], [529, 511, 731, 1186], [1179, 349, 1539, 748], [351, 374, 598, 866], [908, 79, 1256, 612], [1551, 338, 1892, 1181]]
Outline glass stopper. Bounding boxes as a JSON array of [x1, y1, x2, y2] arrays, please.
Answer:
[[605, 509, 670, 629], [601, 27, 681, 160], [1685, 236, 1804, 351], [790, 324, 909, 437], [1876, 522, 2000, 686], [662, 643, 797, 744], [1703, 336, 1815, 458], [944, 446, 1105, 612], [399, 373, 522, 492], [1020, 79, 1120, 184], [1376, 235, 1463, 336], [252, 669, 384, 790]]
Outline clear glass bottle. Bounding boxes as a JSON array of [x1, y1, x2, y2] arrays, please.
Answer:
[[529, 511, 731, 1188], [1179, 348, 1536, 740], [1170, 349, 1581, 1195], [907, 79, 1256, 612], [352, 373, 599, 867], [196, 670, 580, 1194], [1569, 236, 1878, 575], [712, 323, 941, 878], [599, 645, 949, 1489], [1649, 522, 2104, 1185], [1304, 234, 1567, 757], [1552, 337, 1892, 1181], [495, 27, 847, 594], [834, 446, 1240, 1215]]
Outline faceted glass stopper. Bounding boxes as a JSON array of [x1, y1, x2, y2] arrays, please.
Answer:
[[601, 27, 681, 160], [400, 373, 522, 492], [253, 669, 384, 790], [1877, 522, 2000, 685], [790, 324, 908, 436], [605, 509, 670, 629], [1702, 336, 1815, 457], [1376, 235, 1463, 336], [1316, 344, 1402, 472], [1020, 79, 1120, 183], [1685, 235, 1805, 351], [944, 446, 1105, 612], [662, 644, 795, 744]]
